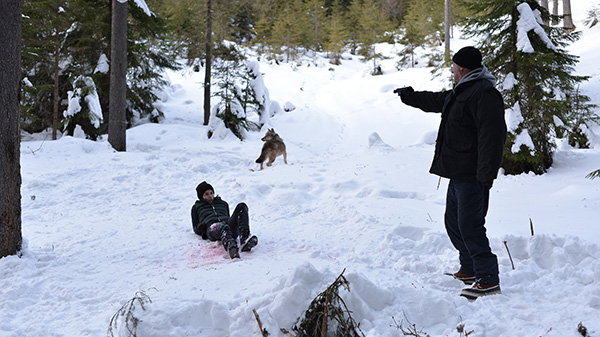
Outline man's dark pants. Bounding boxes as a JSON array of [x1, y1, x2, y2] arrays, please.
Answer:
[[445, 179, 499, 285]]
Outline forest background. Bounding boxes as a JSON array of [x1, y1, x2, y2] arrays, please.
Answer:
[[20, 0, 598, 177], [19, 0, 470, 140]]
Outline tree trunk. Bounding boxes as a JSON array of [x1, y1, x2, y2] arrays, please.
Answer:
[[563, 0, 575, 30], [109, 0, 128, 151], [53, 43, 60, 140], [552, 0, 559, 25], [203, 0, 213, 126], [0, 0, 23, 258], [444, 0, 451, 63], [540, 0, 549, 25]]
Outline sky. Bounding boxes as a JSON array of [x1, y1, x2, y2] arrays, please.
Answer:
[[2, 1, 600, 336]]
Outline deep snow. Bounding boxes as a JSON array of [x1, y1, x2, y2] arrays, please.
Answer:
[[3, 1, 600, 336]]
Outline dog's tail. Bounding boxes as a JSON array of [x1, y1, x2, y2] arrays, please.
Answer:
[[256, 147, 268, 163]]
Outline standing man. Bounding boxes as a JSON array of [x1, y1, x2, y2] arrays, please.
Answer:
[[395, 46, 507, 299]]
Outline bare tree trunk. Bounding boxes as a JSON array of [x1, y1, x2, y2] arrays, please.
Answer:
[[109, 0, 128, 151], [552, 0, 559, 25], [53, 43, 60, 140], [563, 0, 575, 30], [540, 0, 549, 25], [444, 0, 451, 63], [203, 0, 213, 126], [0, 0, 23, 258]]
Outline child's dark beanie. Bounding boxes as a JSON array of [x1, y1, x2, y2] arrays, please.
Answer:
[[196, 181, 214, 199]]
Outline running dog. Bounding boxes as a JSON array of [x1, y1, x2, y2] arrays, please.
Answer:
[[256, 128, 287, 170]]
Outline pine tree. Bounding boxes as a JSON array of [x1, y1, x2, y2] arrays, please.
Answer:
[[211, 43, 251, 140], [351, 0, 393, 75], [399, 0, 429, 67], [345, 0, 363, 55], [239, 61, 268, 128], [324, 2, 349, 65], [21, 0, 82, 139], [253, 0, 286, 56], [269, 2, 300, 62], [303, 0, 328, 52], [231, 0, 257, 45], [212, 0, 237, 42], [155, 0, 206, 63], [62, 75, 104, 140], [21, 0, 178, 139], [460, 0, 595, 174], [127, 3, 179, 124], [399, 0, 445, 68], [253, 16, 271, 55]]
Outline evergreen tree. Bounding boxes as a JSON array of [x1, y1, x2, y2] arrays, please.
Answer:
[[231, 0, 257, 44], [239, 61, 267, 127], [127, 3, 179, 124], [399, 0, 429, 68], [211, 43, 251, 140], [269, 2, 300, 62], [324, 0, 353, 14], [62, 75, 103, 140], [253, 0, 286, 56], [461, 0, 595, 174], [303, 0, 328, 52], [324, 2, 349, 65], [345, 0, 362, 55], [380, 0, 410, 25], [399, 0, 445, 68], [21, 0, 83, 139], [253, 16, 272, 55], [212, 0, 237, 43], [21, 0, 179, 139], [155, 0, 206, 64], [559, 86, 599, 148], [351, 0, 393, 75]]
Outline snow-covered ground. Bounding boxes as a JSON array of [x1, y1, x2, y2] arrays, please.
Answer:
[[3, 1, 600, 336]]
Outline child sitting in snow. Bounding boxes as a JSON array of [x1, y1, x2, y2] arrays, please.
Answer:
[[191, 181, 258, 259]]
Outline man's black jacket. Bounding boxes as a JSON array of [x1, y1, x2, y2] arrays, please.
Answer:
[[400, 67, 507, 185]]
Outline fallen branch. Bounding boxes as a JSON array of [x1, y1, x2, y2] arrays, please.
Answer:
[[320, 288, 329, 337], [27, 134, 49, 155], [585, 169, 600, 180], [291, 268, 365, 337], [503, 240, 515, 270], [253, 309, 269, 337], [107, 289, 155, 337], [530, 218, 534, 236], [280, 328, 296, 337], [390, 314, 430, 337]]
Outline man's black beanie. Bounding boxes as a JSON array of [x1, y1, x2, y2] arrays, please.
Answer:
[[196, 181, 214, 199], [452, 46, 482, 70]]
